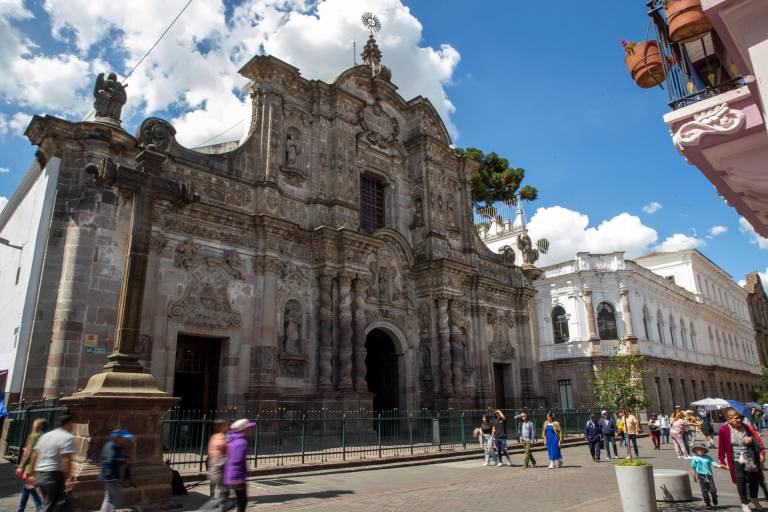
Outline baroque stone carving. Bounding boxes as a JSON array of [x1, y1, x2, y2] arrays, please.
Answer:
[[358, 102, 400, 149], [516, 233, 535, 265], [282, 299, 303, 354], [137, 117, 176, 150], [169, 248, 242, 328], [93, 72, 127, 123], [672, 103, 746, 151], [500, 245, 516, 265]]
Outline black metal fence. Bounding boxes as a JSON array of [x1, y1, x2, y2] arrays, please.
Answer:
[[161, 407, 602, 471], [2, 398, 69, 464]]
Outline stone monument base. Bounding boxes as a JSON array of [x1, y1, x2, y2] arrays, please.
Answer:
[[61, 371, 177, 511]]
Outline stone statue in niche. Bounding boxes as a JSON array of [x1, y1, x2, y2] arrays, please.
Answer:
[[378, 267, 389, 302], [420, 344, 433, 379], [285, 132, 299, 167], [283, 300, 303, 354], [93, 72, 127, 123]]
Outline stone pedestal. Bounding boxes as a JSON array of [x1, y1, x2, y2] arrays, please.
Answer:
[[61, 372, 177, 511]]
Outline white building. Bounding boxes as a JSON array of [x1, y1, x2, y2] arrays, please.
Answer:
[[534, 250, 761, 410]]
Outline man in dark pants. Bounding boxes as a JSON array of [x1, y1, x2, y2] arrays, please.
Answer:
[[585, 413, 603, 462], [30, 414, 75, 512], [599, 410, 618, 459]]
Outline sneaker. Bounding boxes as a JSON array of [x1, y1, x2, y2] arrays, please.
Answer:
[[548, 462, 554, 469], [743, 504, 751, 512], [751, 498, 762, 510], [496, 462, 503, 467], [482, 462, 489, 466], [557, 460, 563, 468]]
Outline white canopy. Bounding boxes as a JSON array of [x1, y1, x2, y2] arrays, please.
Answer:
[[691, 398, 729, 409]]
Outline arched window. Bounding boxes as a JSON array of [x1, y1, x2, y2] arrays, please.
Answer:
[[657, 311, 665, 343], [642, 306, 651, 340], [551, 306, 569, 344], [597, 302, 618, 340], [668, 314, 676, 346]]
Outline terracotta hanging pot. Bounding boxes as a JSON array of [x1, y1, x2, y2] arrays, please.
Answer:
[[665, 0, 712, 43], [625, 41, 666, 89]]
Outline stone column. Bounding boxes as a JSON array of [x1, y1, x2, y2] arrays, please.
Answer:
[[449, 300, 464, 397], [620, 285, 638, 347], [353, 275, 369, 392], [337, 271, 354, 390], [318, 269, 335, 390], [582, 286, 600, 356], [437, 295, 453, 395]]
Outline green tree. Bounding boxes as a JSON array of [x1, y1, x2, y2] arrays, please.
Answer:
[[455, 147, 538, 207], [589, 351, 651, 461]]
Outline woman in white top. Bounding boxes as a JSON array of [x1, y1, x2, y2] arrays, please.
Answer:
[[659, 412, 671, 445]]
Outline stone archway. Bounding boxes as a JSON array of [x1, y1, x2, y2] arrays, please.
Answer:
[[365, 328, 400, 411]]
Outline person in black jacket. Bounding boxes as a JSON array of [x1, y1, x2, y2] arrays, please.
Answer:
[[599, 410, 618, 459], [98, 429, 132, 512], [585, 414, 603, 462]]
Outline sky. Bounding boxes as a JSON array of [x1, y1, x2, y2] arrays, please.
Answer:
[[0, 0, 765, 284]]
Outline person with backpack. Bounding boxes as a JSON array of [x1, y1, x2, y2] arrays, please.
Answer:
[[98, 429, 133, 512], [16, 418, 47, 512]]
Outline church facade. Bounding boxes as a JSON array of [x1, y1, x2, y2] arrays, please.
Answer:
[[0, 42, 541, 412]]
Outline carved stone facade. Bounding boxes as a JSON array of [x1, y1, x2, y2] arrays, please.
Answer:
[[10, 51, 538, 410]]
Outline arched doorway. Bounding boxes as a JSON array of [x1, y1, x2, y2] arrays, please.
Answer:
[[365, 328, 399, 411]]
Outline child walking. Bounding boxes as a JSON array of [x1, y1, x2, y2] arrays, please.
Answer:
[[690, 443, 726, 510]]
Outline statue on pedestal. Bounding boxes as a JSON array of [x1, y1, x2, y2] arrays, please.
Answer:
[[93, 72, 127, 123]]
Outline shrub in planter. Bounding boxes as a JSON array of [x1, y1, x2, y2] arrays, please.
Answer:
[[623, 40, 666, 89], [664, 0, 712, 43]]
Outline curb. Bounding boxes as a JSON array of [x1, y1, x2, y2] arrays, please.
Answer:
[[181, 435, 649, 483]]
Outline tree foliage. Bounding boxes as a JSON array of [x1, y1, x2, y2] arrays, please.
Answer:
[[589, 352, 651, 414], [455, 147, 538, 207]]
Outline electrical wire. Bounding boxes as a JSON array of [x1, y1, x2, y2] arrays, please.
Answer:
[[193, 117, 247, 148]]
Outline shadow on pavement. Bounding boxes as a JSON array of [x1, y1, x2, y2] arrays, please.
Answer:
[[188, 489, 355, 510]]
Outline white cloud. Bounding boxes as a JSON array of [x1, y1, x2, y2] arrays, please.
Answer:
[[708, 225, 728, 236], [654, 233, 705, 252], [34, 0, 461, 146], [642, 201, 663, 214], [739, 217, 768, 250], [0, 167, 10, 174], [0, 196, 7, 211], [526, 206, 659, 266]]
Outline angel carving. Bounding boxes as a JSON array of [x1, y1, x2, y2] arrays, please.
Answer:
[[93, 72, 127, 122]]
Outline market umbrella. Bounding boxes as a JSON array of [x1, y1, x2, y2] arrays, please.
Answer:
[[726, 399, 753, 418], [691, 398, 729, 409], [746, 402, 762, 410]]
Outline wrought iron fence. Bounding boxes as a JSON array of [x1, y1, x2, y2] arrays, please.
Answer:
[[2, 398, 69, 464], [161, 407, 603, 471]]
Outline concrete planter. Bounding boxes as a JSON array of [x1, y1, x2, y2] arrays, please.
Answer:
[[615, 464, 658, 512]]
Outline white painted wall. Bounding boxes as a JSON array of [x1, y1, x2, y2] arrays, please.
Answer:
[[0, 158, 59, 393]]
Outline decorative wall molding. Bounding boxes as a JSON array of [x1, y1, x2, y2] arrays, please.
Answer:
[[672, 103, 746, 151]]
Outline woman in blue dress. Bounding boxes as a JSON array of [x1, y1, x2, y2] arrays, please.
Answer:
[[543, 412, 563, 468]]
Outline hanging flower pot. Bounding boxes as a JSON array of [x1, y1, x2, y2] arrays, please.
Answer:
[[665, 0, 712, 43], [623, 40, 666, 89]]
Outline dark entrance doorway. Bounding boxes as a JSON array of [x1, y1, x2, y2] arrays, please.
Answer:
[[173, 335, 221, 411], [493, 363, 513, 409], [365, 329, 399, 411]]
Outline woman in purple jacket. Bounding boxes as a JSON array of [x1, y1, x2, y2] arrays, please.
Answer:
[[221, 418, 254, 512]]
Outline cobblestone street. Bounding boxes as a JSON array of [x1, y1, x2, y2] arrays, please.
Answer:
[[175, 435, 766, 511]]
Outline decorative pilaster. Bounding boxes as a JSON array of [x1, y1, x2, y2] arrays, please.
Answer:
[[449, 300, 464, 396], [337, 271, 354, 390], [353, 275, 369, 392], [437, 295, 453, 395], [583, 286, 600, 356], [619, 285, 638, 347], [318, 269, 335, 390]]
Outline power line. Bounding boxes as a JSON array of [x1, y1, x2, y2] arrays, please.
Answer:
[[123, 0, 194, 83], [193, 117, 247, 148]]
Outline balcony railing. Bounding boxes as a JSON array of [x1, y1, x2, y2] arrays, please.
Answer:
[[646, 0, 744, 110]]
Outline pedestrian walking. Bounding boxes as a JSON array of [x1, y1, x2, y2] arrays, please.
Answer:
[[585, 413, 602, 463], [690, 443, 726, 509], [15, 418, 47, 512], [717, 408, 764, 512], [659, 411, 671, 444], [221, 418, 254, 512], [207, 419, 228, 502], [648, 413, 661, 450], [478, 415, 497, 466], [98, 429, 132, 512], [617, 412, 626, 449], [599, 410, 618, 459], [685, 409, 699, 452], [29, 414, 75, 512], [623, 409, 640, 458], [543, 413, 563, 469], [518, 412, 536, 469], [671, 411, 690, 459], [491, 410, 512, 467], [698, 406, 715, 449]]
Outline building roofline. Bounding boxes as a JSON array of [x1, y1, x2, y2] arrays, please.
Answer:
[[636, 248, 735, 281]]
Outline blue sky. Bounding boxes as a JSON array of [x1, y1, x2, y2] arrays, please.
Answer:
[[0, 0, 765, 282]]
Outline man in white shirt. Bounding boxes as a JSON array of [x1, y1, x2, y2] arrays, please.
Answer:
[[31, 414, 75, 512]]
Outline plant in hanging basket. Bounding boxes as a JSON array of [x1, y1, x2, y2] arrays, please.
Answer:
[[623, 40, 666, 89], [664, 0, 712, 43]]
